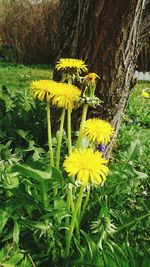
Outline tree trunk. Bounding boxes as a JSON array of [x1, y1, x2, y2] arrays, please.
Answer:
[[55, 0, 150, 157]]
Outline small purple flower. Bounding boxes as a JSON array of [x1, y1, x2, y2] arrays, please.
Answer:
[[97, 144, 105, 153]]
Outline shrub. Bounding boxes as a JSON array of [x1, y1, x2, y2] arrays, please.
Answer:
[[0, 0, 60, 64]]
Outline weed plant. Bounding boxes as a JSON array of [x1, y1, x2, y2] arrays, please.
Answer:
[[0, 61, 149, 266]]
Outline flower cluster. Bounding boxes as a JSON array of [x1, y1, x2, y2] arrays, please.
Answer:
[[63, 117, 114, 186], [31, 80, 80, 110], [30, 57, 115, 258], [30, 58, 114, 187]]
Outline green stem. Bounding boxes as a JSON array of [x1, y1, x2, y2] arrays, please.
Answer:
[[79, 185, 90, 224], [66, 184, 80, 242], [66, 185, 72, 239], [117, 213, 150, 232], [67, 109, 72, 153], [77, 103, 88, 149], [42, 182, 48, 209], [27, 253, 36, 267], [65, 185, 84, 258], [56, 108, 66, 169], [70, 193, 80, 241], [46, 101, 54, 167], [66, 184, 75, 229]]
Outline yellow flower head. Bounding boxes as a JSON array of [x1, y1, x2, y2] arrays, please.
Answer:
[[50, 83, 81, 110], [30, 80, 58, 101], [55, 58, 88, 73], [84, 72, 100, 84], [141, 91, 149, 98], [63, 148, 109, 186], [83, 118, 114, 144]]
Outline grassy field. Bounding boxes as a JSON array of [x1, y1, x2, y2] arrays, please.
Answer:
[[0, 61, 149, 266], [0, 61, 53, 88]]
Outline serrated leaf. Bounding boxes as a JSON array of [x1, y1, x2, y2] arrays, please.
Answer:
[[0, 208, 12, 233], [133, 170, 148, 179], [13, 221, 20, 244], [11, 163, 52, 181], [16, 129, 32, 142], [122, 140, 140, 169], [2, 253, 23, 267], [26, 221, 51, 231]]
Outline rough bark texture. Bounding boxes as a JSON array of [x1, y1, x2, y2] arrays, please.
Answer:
[[56, 0, 150, 157], [137, 0, 150, 72]]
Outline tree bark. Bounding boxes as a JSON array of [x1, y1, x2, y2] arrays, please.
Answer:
[[56, 0, 150, 157]]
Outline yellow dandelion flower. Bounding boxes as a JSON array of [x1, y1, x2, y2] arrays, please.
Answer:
[[84, 72, 100, 84], [141, 91, 149, 98], [63, 148, 109, 186], [30, 80, 58, 101], [55, 58, 88, 73], [83, 118, 114, 144], [50, 83, 81, 110]]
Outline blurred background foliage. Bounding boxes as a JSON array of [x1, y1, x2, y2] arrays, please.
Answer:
[[0, 0, 60, 64]]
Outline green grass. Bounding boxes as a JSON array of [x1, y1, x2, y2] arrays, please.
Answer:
[[95, 83, 150, 267], [115, 81, 150, 169], [0, 61, 53, 90], [125, 82, 150, 124]]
